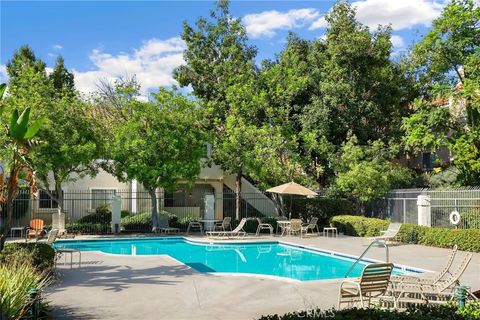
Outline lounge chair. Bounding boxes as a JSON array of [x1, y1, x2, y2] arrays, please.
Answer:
[[338, 263, 394, 309], [393, 253, 473, 306], [154, 214, 180, 234], [284, 219, 302, 236], [43, 229, 82, 268], [391, 245, 458, 285], [367, 222, 402, 244], [255, 218, 273, 236], [206, 218, 247, 238], [301, 217, 319, 237], [26, 219, 47, 240], [214, 217, 232, 231]]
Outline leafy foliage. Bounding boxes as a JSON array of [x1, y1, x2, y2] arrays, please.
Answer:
[[330, 215, 389, 237], [0, 243, 55, 273]]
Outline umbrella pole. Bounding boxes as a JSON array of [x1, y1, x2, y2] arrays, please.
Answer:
[[289, 195, 292, 220]]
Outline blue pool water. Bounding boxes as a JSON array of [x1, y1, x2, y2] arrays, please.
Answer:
[[54, 238, 410, 281]]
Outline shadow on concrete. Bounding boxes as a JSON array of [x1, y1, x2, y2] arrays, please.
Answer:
[[51, 262, 199, 293]]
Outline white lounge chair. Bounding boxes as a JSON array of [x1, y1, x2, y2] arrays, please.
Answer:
[[393, 253, 473, 306], [206, 218, 247, 238], [338, 263, 394, 309], [392, 245, 458, 285], [367, 222, 402, 244], [255, 218, 273, 236]]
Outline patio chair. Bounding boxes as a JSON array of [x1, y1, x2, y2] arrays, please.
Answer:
[[255, 218, 273, 236], [368, 222, 402, 244], [393, 253, 473, 306], [186, 221, 203, 235], [206, 218, 247, 238], [214, 217, 232, 231], [44, 229, 82, 268], [285, 219, 302, 236], [338, 263, 394, 309], [155, 214, 180, 234], [301, 217, 319, 237], [392, 245, 458, 285], [26, 219, 47, 240]]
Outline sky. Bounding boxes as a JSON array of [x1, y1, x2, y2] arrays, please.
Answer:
[[1, 0, 446, 95]]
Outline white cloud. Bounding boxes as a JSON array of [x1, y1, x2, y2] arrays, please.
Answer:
[[309, 17, 327, 30], [391, 35, 405, 48], [243, 8, 319, 38], [73, 37, 185, 94], [309, 0, 443, 31], [0, 65, 7, 83], [52, 44, 63, 50], [353, 0, 443, 30]]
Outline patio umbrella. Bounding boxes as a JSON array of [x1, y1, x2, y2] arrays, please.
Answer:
[[266, 182, 318, 219]]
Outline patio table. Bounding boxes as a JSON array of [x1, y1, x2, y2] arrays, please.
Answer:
[[276, 220, 291, 236], [198, 219, 222, 232]]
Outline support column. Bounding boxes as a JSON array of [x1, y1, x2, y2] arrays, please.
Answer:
[[111, 194, 121, 233], [417, 195, 431, 227], [52, 208, 66, 233], [131, 179, 138, 214], [210, 182, 224, 220]]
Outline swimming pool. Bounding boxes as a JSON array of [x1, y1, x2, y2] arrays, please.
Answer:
[[54, 237, 418, 281]]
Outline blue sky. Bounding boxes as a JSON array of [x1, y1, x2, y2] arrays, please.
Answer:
[[1, 0, 445, 94]]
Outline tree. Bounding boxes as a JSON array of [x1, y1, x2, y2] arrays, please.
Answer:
[[174, 0, 264, 219], [333, 135, 413, 205], [0, 105, 44, 231], [102, 84, 206, 228], [403, 0, 480, 185], [4, 48, 102, 211], [260, 2, 417, 189]]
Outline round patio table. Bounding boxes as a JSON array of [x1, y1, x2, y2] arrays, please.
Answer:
[[198, 219, 222, 232], [276, 220, 291, 236]]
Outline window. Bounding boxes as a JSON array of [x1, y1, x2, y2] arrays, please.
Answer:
[[39, 190, 62, 209], [422, 152, 435, 171], [91, 189, 117, 210]]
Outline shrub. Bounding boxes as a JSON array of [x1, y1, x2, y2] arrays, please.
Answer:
[[457, 301, 480, 319], [66, 222, 110, 234], [330, 215, 480, 252], [120, 211, 177, 232], [78, 203, 111, 224], [121, 210, 131, 218], [292, 197, 357, 226], [0, 243, 55, 273], [258, 304, 466, 320], [330, 215, 389, 236], [460, 210, 480, 229], [0, 260, 50, 320]]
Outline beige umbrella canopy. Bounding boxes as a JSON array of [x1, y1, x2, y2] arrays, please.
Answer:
[[266, 182, 318, 219]]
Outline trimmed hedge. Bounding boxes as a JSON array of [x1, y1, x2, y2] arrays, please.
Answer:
[[330, 215, 480, 252], [0, 243, 55, 272], [258, 303, 479, 320], [66, 222, 110, 234], [292, 197, 357, 226], [330, 215, 389, 236], [120, 211, 178, 232], [397, 224, 480, 252]]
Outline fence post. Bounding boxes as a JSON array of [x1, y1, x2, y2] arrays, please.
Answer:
[[111, 195, 121, 233], [417, 195, 431, 227]]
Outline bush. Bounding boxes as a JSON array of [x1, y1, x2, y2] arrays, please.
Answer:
[[121, 210, 131, 218], [0, 243, 55, 273], [0, 260, 50, 320], [258, 304, 467, 320], [460, 210, 480, 229], [120, 211, 177, 232], [330, 215, 480, 252], [330, 215, 389, 236], [292, 197, 357, 226], [78, 204, 111, 224], [66, 222, 110, 234]]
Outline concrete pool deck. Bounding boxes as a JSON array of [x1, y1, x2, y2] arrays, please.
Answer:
[[44, 235, 480, 320]]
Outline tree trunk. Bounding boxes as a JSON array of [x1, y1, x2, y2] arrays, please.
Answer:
[[235, 172, 242, 220], [5, 165, 18, 233], [148, 188, 159, 230], [54, 175, 64, 212]]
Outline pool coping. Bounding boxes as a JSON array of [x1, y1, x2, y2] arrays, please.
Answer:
[[54, 235, 432, 281]]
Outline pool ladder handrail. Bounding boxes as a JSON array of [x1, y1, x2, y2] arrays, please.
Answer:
[[344, 240, 389, 278]]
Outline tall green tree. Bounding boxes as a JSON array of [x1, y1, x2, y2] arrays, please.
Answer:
[[4, 48, 102, 211], [102, 84, 206, 228], [174, 0, 266, 219], [403, 0, 480, 185], [260, 2, 417, 189]]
